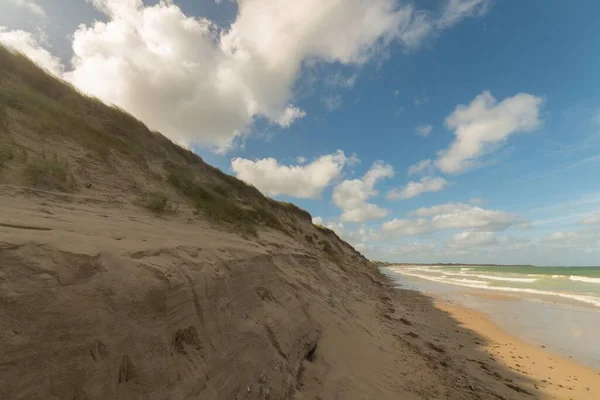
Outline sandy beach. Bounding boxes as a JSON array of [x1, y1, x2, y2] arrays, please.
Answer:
[[436, 299, 600, 400]]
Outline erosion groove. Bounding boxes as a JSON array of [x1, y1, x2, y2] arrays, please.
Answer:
[[0, 235, 329, 399]]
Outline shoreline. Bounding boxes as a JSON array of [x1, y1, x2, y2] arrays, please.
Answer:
[[433, 297, 600, 399], [380, 268, 600, 398], [386, 268, 600, 371]]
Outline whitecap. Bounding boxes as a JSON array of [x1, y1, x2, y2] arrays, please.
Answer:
[[569, 276, 600, 284], [397, 271, 600, 308]]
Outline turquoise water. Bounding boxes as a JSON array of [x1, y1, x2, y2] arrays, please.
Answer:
[[387, 265, 600, 308]]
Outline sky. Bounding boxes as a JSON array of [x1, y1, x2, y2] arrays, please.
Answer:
[[1, 0, 599, 266]]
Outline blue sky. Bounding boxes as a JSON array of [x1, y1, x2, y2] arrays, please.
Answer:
[[1, 0, 599, 265]]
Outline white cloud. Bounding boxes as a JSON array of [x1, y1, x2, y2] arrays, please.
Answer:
[[411, 203, 473, 217], [0, 28, 61, 75], [8, 0, 46, 17], [391, 242, 436, 255], [274, 106, 306, 127], [416, 124, 433, 137], [393, 89, 399, 97], [542, 231, 599, 249], [231, 150, 348, 198], [438, 0, 490, 28], [347, 153, 361, 166], [429, 204, 524, 231], [407, 159, 433, 176], [381, 202, 525, 237], [581, 213, 600, 225], [321, 95, 343, 112], [448, 231, 497, 248], [388, 176, 448, 200], [436, 91, 544, 173], [412, 202, 525, 231], [296, 156, 307, 164], [381, 218, 431, 236], [0, 0, 491, 152], [312, 216, 324, 225], [333, 162, 394, 222]]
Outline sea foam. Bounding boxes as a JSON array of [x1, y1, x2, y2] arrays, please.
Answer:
[[398, 271, 600, 308], [569, 276, 600, 284]]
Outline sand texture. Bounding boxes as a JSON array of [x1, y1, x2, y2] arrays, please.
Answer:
[[3, 191, 599, 399]]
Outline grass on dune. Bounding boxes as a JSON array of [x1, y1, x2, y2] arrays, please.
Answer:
[[0, 44, 315, 236]]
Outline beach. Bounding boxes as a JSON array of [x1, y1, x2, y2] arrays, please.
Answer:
[[437, 300, 599, 399], [383, 265, 600, 399]]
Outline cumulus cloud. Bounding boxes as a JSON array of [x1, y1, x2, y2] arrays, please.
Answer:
[[411, 203, 466, 217], [0, 0, 491, 152], [448, 231, 497, 247], [542, 231, 599, 249], [581, 213, 600, 225], [436, 91, 544, 173], [438, 0, 490, 28], [312, 216, 324, 225], [407, 159, 433, 176], [0, 28, 61, 75], [388, 176, 448, 200], [381, 218, 431, 236], [418, 203, 525, 231], [333, 162, 394, 222], [274, 107, 307, 127], [416, 124, 433, 137], [8, 0, 46, 17], [382, 202, 526, 237], [231, 150, 348, 198]]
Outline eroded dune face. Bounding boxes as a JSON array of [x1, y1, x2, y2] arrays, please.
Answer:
[[0, 44, 377, 399], [0, 193, 376, 399]]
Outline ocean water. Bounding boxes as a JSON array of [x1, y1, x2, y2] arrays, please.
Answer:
[[387, 265, 600, 308], [382, 265, 600, 370]]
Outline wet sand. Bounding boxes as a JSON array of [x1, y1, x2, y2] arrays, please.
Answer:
[[436, 299, 600, 400]]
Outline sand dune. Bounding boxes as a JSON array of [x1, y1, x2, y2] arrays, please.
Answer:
[[0, 189, 541, 399]]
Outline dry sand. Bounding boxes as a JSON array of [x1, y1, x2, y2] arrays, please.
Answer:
[[0, 187, 598, 399]]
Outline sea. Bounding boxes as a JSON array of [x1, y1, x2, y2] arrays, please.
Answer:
[[382, 265, 600, 370]]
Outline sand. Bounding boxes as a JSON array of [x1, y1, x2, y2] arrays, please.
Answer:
[[437, 300, 600, 400], [2, 187, 600, 399]]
